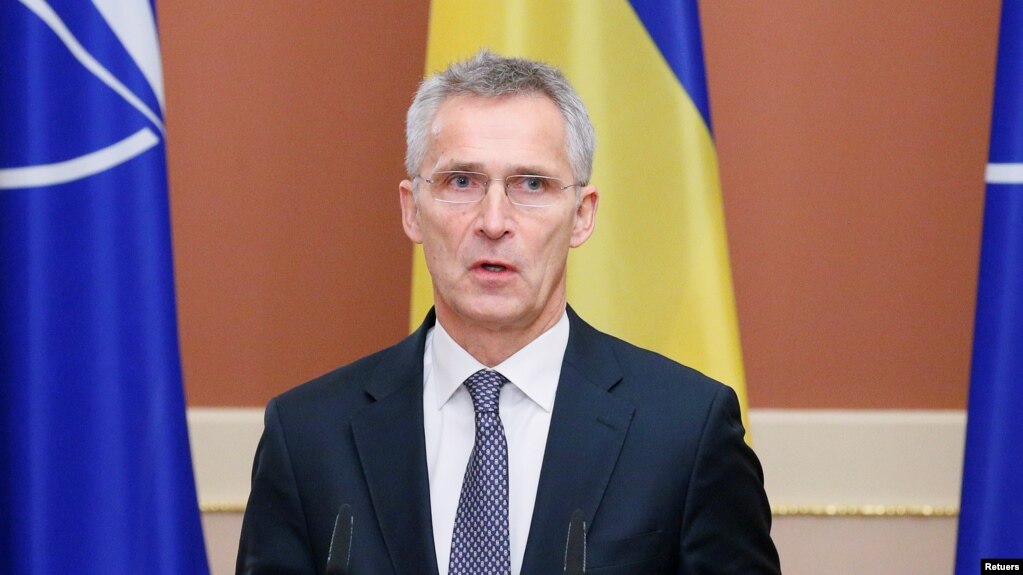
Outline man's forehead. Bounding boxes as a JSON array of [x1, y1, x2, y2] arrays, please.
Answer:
[[422, 94, 570, 175], [429, 92, 562, 132]]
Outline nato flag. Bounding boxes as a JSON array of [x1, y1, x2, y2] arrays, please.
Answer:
[[955, 2, 1023, 572], [0, 1, 209, 573]]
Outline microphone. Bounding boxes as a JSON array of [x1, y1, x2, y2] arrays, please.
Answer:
[[326, 503, 354, 575], [563, 509, 587, 574]]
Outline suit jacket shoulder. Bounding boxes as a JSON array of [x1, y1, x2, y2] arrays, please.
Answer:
[[274, 312, 430, 416], [542, 308, 780, 574], [563, 306, 728, 421], [238, 313, 436, 575]]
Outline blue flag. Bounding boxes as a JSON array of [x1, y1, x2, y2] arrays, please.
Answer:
[[0, 1, 209, 573], [955, 2, 1023, 572]]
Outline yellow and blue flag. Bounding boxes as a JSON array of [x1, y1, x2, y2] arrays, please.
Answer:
[[411, 0, 750, 433], [955, 2, 1023, 571], [0, 1, 209, 572]]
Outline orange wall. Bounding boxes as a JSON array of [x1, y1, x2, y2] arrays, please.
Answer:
[[159, 1, 999, 409], [704, 2, 998, 407], [161, 1, 428, 407]]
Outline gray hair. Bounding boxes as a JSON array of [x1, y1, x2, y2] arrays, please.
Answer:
[[405, 50, 596, 185]]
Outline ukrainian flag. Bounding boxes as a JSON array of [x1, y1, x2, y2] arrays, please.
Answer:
[[411, 0, 750, 434]]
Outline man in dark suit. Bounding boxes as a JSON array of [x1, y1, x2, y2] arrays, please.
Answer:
[[237, 51, 780, 574]]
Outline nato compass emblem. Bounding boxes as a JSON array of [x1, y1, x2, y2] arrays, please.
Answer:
[[0, 0, 167, 190]]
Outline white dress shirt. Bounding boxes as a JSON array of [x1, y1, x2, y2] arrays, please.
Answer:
[[423, 311, 569, 575]]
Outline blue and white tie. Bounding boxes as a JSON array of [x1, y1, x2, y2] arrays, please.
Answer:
[[448, 369, 511, 575]]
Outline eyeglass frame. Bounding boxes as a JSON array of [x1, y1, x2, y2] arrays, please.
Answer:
[[413, 170, 583, 208]]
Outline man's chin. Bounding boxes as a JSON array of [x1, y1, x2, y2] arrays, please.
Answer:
[[466, 310, 529, 331], [447, 300, 533, 332]]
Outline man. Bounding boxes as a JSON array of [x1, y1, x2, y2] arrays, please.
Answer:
[[237, 51, 780, 575]]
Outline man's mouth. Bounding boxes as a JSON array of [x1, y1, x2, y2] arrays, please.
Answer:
[[481, 263, 507, 272]]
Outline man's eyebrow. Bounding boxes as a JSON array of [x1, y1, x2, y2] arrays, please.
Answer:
[[432, 162, 558, 176], [435, 161, 485, 173], [508, 165, 556, 176]]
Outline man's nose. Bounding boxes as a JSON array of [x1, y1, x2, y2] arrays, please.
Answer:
[[478, 180, 512, 239]]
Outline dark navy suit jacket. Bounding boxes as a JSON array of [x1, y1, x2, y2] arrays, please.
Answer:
[[237, 308, 781, 574]]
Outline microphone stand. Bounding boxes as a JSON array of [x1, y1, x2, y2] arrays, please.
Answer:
[[326, 504, 354, 575], [564, 509, 587, 574]]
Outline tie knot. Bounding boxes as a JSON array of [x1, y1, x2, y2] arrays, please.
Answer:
[[463, 369, 507, 414]]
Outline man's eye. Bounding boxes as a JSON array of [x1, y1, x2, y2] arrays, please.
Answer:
[[513, 176, 549, 193], [444, 173, 481, 189]]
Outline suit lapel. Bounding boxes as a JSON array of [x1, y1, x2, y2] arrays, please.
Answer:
[[349, 309, 632, 574], [520, 309, 635, 574], [351, 313, 440, 575]]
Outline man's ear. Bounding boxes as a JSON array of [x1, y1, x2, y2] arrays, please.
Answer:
[[399, 179, 423, 244], [570, 185, 598, 248]]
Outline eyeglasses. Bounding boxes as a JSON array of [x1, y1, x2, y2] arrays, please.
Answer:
[[415, 171, 580, 207]]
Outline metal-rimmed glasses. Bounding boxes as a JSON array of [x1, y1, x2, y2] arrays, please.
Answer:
[[414, 171, 580, 207]]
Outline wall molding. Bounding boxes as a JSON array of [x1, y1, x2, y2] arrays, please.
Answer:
[[198, 502, 960, 518], [189, 408, 967, 516], [771, 504, 957, 517], [750, 409, 965, 509]]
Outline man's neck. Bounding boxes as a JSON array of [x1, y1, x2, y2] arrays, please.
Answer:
[[436, 305, 567, 367]]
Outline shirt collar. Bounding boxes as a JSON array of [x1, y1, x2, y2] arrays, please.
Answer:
[[429, 311, 570, 413]]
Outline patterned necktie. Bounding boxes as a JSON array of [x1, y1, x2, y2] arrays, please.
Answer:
[[448, 369, 511, 575]]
